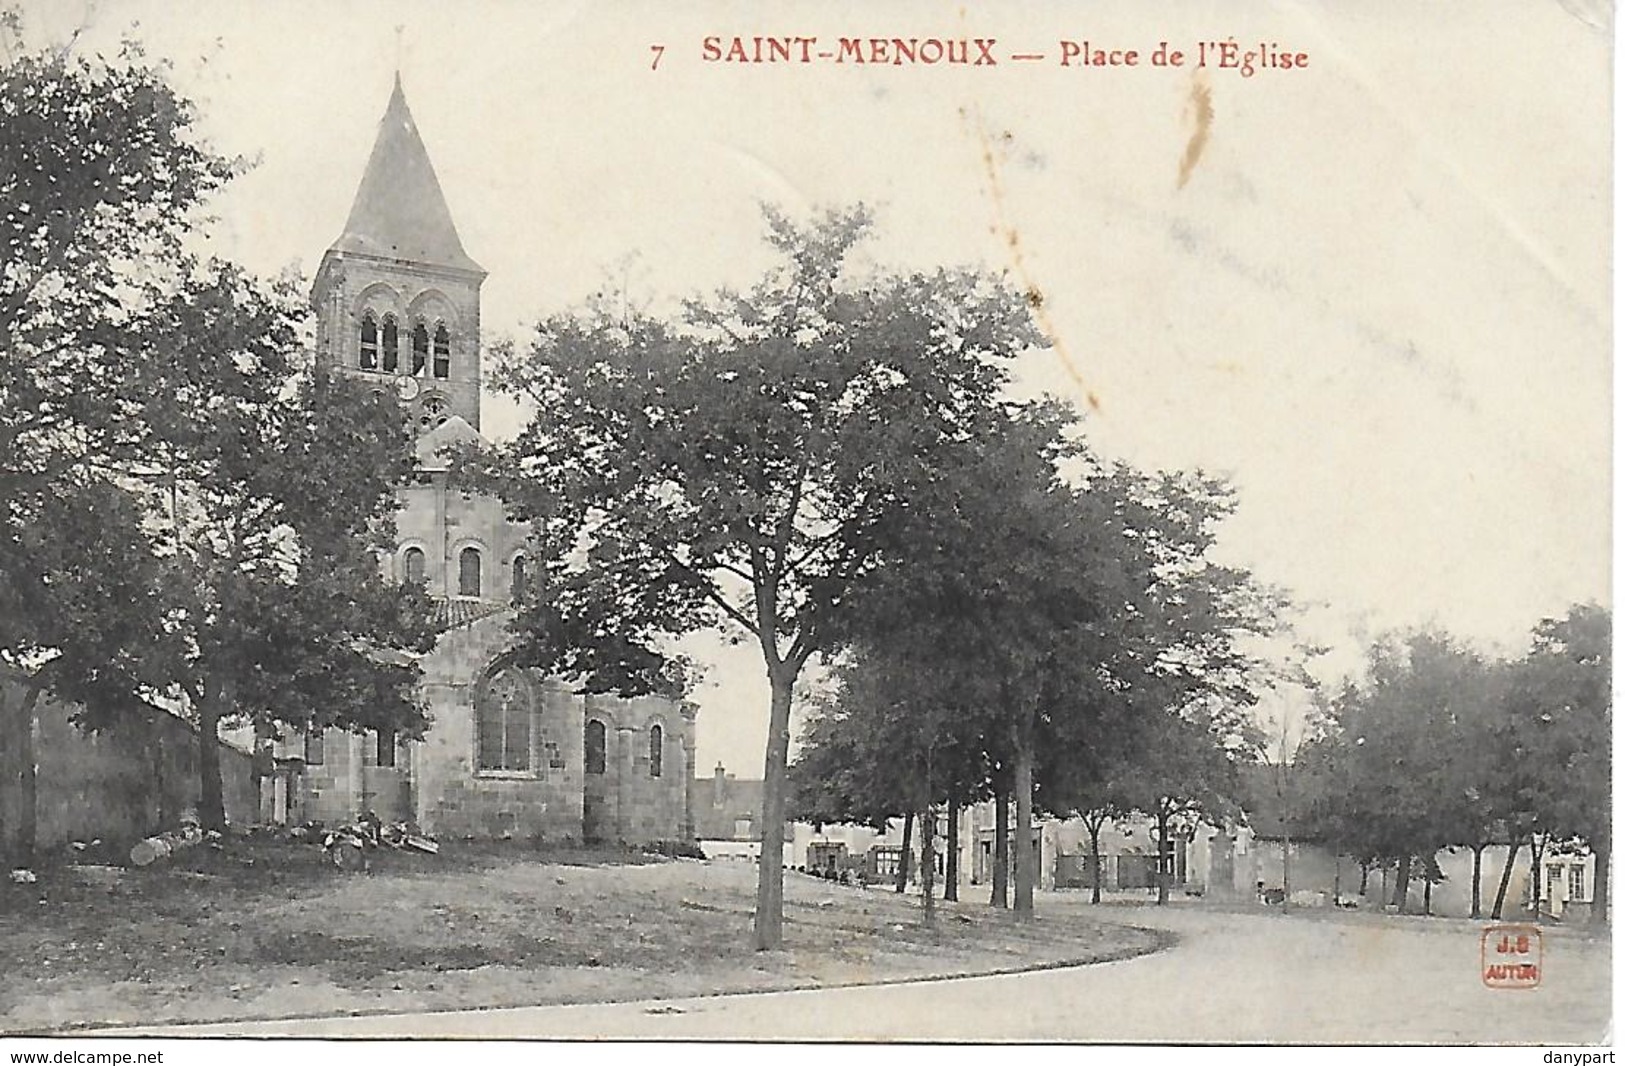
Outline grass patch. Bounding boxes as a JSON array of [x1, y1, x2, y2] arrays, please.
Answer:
[[2, 836, 1166, 1033]]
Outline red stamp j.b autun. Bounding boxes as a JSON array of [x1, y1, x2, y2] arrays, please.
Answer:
[[1482, 924, 1542, 990]]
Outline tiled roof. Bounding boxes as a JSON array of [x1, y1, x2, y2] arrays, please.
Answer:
[[431, 596, 508, 632]]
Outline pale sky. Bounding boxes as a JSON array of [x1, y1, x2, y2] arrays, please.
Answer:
[[25, 1, 1611, 777]]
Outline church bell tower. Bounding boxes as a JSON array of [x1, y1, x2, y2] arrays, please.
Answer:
[[311, 75, 486, 432]]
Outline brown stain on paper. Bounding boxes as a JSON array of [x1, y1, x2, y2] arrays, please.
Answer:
[[965, 107, 1101, 412], [1178, 75, 1214, 189]]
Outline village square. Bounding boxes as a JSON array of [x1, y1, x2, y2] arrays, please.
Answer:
[[0, 1, 1612, 1048]]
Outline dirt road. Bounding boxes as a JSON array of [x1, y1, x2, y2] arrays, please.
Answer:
[[128, 899, 1612, 1043]]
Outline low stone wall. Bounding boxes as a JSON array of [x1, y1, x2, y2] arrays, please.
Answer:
[[0, 683, 255, 863]]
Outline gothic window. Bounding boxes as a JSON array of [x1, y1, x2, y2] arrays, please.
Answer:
[[412, 322, 429, 376], [382, 315, 399, 372], [585, 719, 607, 776], [304, 728, 325, 766], [433, 324, 451, 379], [375, 727, 396, 769], [649, 724, 663, 778], [359, 314, 378, 369], [402, 546, 426, 585], [458, 546, 481, 597], [510, 554, 527, 604], [476, 670, 533, 773]]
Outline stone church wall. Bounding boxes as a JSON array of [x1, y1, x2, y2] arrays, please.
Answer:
[[409, 614, 584, 841], [392, 480, 529, 602]]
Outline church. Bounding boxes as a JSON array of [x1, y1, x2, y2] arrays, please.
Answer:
[[275, 77, 697, 845]]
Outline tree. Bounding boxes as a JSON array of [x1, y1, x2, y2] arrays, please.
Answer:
[[476, 205, 1036, 948], [831, 398, 1280, 916], [0, 37, 240, 861], [790, 641, 995, 919], [1499, 604, 1610, 925], [0, 478, 178, 867], [1123, 704, 1256, 905], [1043, 744, 1136, 905], [114, 263, 437, 827], [1308, 630, 1506, 915]]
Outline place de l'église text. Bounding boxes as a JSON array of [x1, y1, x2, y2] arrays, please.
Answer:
[[693, 36, 1309, 76]]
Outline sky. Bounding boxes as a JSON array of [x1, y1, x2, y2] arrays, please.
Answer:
[[22, 0, 1612, 776]]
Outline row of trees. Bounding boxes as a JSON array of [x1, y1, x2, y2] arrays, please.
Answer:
[[2, 37, 437, 863], [469, 199, 1287, 945], [1288, 607, 1609, 925], [784, 402, 1280, 915]]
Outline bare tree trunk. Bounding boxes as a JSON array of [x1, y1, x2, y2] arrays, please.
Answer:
[[1282, 822, 1292, 908], [1013, 733, 1035, 915], [753, 670, 796, 950], [196, 675, 232, 832], [944, 797, 959, 903], [1528, 836, 1546, 917], [920, 806, 936, 922], [2, 682, 44, 870], [1591, 836, 1610, 928], [1391, 854, 1412, 912], [991, 779, 1009, 909], [1358, 859, 1370, 896], [895, 811, 914, 893], [1155, 806, 1171, 906], [1088, 818, 1103, 905], [1470, 843, 1486, 919], [1491, 835, 1523, 920]]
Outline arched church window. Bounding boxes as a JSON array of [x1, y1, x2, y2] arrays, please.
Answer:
[[402, 546, 425, 585], [359, 314, 378, 370], [412, 322, 429, 376], [510, 554, 527, 604], [458, 546, 482, 597], [476, 669, 533, 773], [433, 324, 451, 379], [382, 315, 399, 372], [585, 719, 607, 776], [649, 724, 663, 778]]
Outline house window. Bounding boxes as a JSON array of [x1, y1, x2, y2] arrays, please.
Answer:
[[402, 546, 425, 585], [359, 314, 378, 369], [476, 670, 533, 773], [649, 724, 663, 778], [1569, 864, 1586, 901], [376, 727, 396, 769], [411, 322, 429, 376], [585, 719, 606, 775], [458, 546, 481, 597], [381, 315, 399, 372], [304, 728, 325, 766], [432, 323, 451, 379], [510, 554, 527, 604]]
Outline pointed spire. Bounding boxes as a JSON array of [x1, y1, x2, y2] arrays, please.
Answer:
[[331, 79, 484, 274]]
